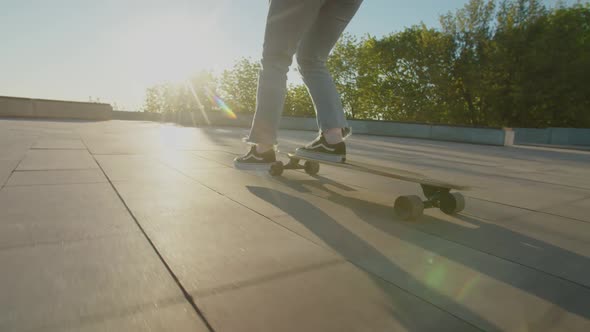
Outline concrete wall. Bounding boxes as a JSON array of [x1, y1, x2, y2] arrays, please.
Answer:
[[108, 110, 514, 146], [3, 95, 586, 147], [514, 127, 590, 147], [0, 96, 112, 120], [348, 120, 511, 146], [275, 117, 511, 146], [113, 111, 161, 122]]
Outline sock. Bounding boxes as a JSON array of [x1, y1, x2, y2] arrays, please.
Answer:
[[323, 128, 343, 145], [256, 144, 273, 154]]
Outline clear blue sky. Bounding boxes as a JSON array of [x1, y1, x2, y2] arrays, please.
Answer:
[[0, 0, 581, 111]]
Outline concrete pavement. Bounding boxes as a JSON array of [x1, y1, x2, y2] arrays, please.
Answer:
[[1, 118, 590, 331]]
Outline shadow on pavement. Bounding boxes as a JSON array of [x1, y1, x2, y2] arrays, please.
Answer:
[[248, 174, 590, 327], [247, 185, 499, 332]]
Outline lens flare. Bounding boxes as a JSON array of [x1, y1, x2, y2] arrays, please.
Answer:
[[424, 263, 447, 290], [186, 81, 210, 126], [456, 275, 481, 302], [204, 87, 237, 119]]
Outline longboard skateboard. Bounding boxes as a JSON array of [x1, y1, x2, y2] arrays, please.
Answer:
[[269, 152, 470, 221]]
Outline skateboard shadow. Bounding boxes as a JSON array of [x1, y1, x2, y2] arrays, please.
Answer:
[[251, 176, 590, 324], [247, 185, 500, 331]]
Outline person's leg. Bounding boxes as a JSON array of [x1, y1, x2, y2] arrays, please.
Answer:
[[245, 0, 325, 151], [296, 0, 363, 142], [293, 0, 363, 163]]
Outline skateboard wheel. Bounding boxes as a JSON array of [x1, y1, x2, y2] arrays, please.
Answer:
[[304, 161, 320, 175], [269, 161, 284, 177], [439, 192, 465, 215], [394, 195, 424, 221]]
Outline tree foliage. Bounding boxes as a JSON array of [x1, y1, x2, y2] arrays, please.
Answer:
[[143, 0, 590, 128], [218, 58, 260, 113]]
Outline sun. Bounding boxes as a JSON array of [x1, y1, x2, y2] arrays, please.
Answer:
[[120, 13, 222, 85]]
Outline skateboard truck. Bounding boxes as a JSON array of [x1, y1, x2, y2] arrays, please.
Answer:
[[270, 157, 319, 177], [270, 155, 466, 221], [394, 184, 465, 221]]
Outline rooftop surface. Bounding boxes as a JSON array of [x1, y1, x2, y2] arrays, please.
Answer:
[[1, 118, 590, 331]]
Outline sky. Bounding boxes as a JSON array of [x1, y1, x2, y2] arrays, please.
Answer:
[[0, 0, 582, 111]]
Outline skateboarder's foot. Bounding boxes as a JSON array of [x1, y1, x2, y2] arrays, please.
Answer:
[[234, 145, 277, 170], [295, 133, 346, 163]]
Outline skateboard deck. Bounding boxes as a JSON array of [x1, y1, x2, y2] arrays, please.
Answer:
[[286, 153, 469, 190], [268, 152, 470, 221]]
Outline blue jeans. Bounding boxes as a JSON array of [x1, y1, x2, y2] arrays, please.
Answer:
[[246, 0, 363, 145]]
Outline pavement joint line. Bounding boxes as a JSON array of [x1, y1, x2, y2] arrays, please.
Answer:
[[188, 151, 237, 168], [11, 168, 102, 172], [474, 173, 590, 192], [92, 153, 155, 156], [427, 210, 590, 291], [191, 259, 346, 299], [339, 146, 590, 192], [82, 141, 217, 332], [1, 158, 27, 192], [23, 148, 90, 152], [30, 147, 86, 150], [1, 137, 37, 190], [13, 168, 100, 172], [271, 174, 590, 291], [278, 143, 590, 192], [3, 181, 108, 188], [466, 195, 590, 225], [263, 174, 590, 291], [0, 230, 141, 253], [165, 164, 484, 331], [193, 163, 590, 293], [20, 295, 188, 332], [421, 163, 590, 193]]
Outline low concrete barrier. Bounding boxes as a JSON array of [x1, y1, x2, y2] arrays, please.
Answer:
[[277, 118, 512, 146], [278, 117, 317, 131], [108, 110, 515, 146], [141, 110, 252, 128], [4, 95, 586, 147], [113, 111, 161, 121], [4, 96, 548, 147], [352, 120, 512, 146], [363, 121, 432, 139], [514, 127, 590, 147], [0, 96, 111, 120], [0, 97, 35, 117]]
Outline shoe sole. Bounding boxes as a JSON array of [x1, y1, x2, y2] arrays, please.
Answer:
[[294, 149, 345, 163], [233, 159, 274, 171]]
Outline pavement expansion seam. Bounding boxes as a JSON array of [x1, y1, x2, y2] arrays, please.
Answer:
[[19, 295, 187, 332], [81, 140, 217, 332], [0, 136, 35, 190], [162, 163, 484, 331], [190, 259, 346, 298], [467, 196, 590, 225], [4, 181, 107, 188], [262, 172, 590, 292], [0, 229, 141, 253]]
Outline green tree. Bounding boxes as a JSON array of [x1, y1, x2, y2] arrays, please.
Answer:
[[492, 1, 590, 127], [374, 25, 456, 123], [328, 34, 373, 119], [142, 0, 590, 128], [143, 85, 165, 113], [187, 71, 219, 113], [283, 84, 315, 117], [219, 57, 261, 113], [440, 0, 497, 126]]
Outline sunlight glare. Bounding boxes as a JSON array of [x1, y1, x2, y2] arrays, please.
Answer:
[[120, 13, 225, 86], [204, 87, 237, 119]]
